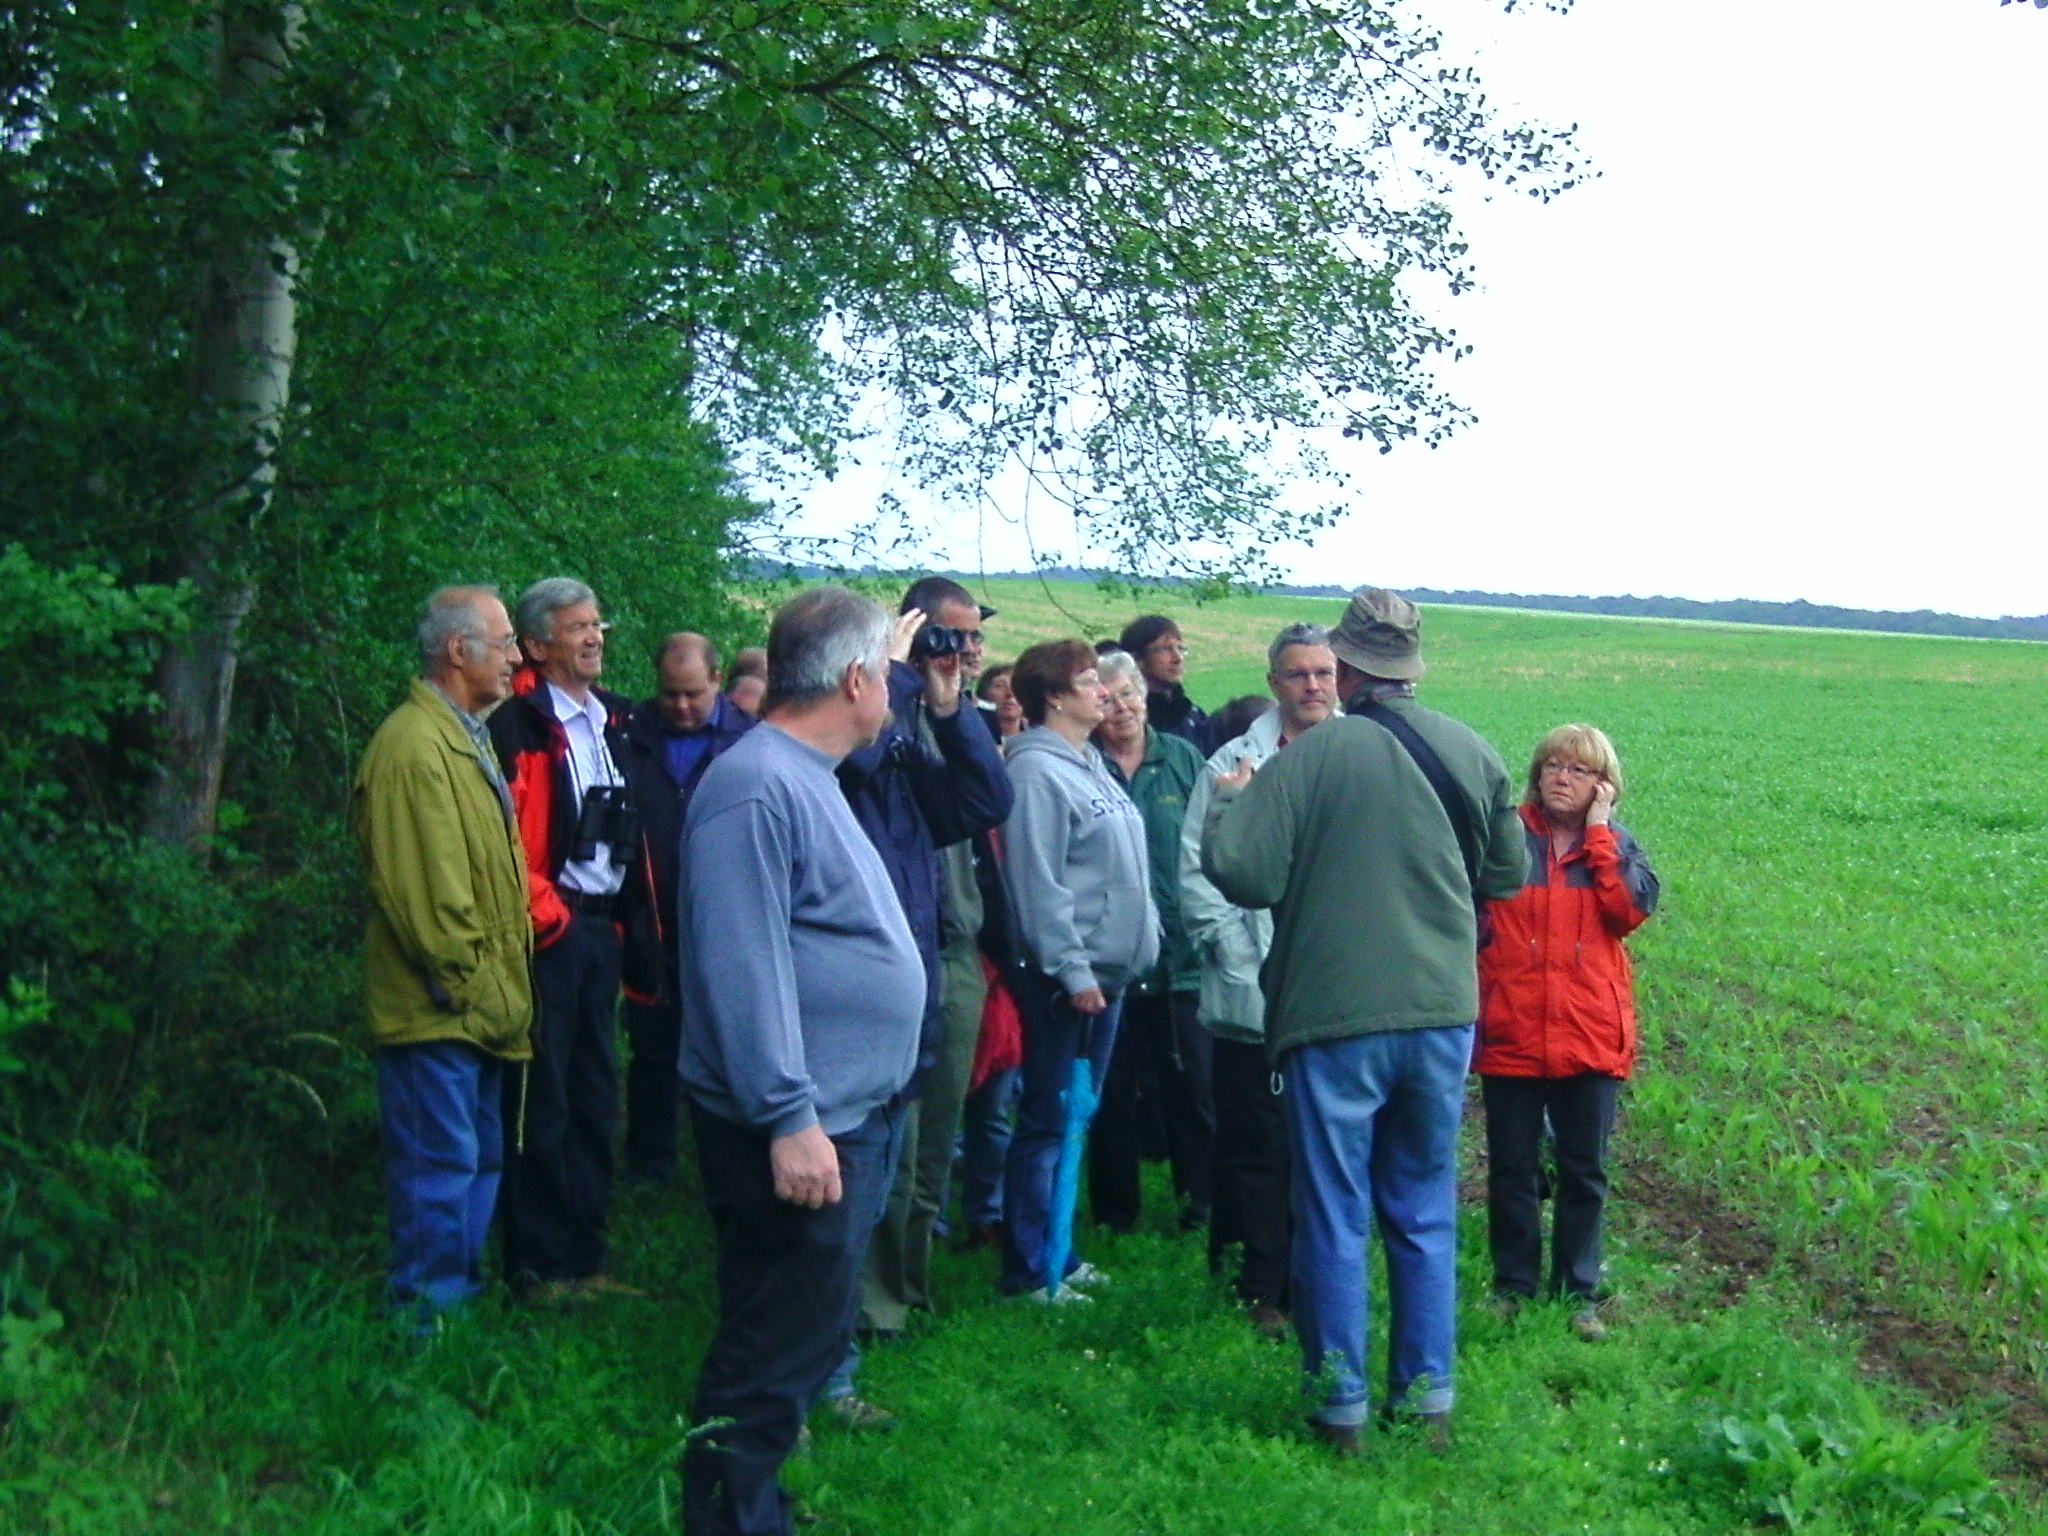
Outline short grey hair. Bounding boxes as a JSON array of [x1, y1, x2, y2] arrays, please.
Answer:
[[1268, 622, 1331, 671], [1095, 648, 1143, 693], [417, 585, 498, 674], [766, 586, 890, 709], [514, 577, 597, 646]]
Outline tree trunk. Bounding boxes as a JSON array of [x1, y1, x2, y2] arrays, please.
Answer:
[[144, 2, 304, 852]]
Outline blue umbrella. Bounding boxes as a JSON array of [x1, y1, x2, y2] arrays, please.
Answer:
[[1042, 1016, 1100, 1298]]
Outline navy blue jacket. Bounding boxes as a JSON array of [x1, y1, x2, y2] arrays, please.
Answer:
[[837, 661, 1013, 1076], [623, 693, 755, 964]]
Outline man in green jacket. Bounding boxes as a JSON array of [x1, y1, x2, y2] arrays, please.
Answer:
[[1201, 588, 1525, 1453], [353, 585, 535, 1329]]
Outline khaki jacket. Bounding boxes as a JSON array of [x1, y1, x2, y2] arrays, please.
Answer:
[[352, 679, 534, 1058]]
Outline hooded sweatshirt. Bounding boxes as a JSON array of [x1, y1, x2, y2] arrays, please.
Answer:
[[1001, 726, 1160, 996]]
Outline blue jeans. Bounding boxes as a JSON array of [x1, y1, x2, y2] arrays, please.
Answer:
[[1285, 1025, 1472, 1424], [999, 972, 1123, 1295], [377, 1040, 504, 1325], [960, 1067, 1019, 1229]]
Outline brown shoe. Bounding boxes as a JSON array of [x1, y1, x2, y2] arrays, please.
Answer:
[[1308, 1419, 1364, 1458], [1569, 1305, 1608, 1343], [1248, 1302, 1291, 1342], [577, 1274, 649, 1299], [822, 1394, 898, 1432], [522, 1278, 594, 1307]]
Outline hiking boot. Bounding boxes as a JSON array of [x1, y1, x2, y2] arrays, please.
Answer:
[[822, 1394, 898, 1432]]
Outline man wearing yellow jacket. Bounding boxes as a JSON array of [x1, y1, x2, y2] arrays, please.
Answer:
[[353, 585, 535, 1328]]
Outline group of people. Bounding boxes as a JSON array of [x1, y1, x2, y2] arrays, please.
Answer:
[[352, 576, 1659, 1535]]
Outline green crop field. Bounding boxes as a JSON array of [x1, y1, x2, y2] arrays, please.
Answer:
[[14, 582, 2046, 1534]]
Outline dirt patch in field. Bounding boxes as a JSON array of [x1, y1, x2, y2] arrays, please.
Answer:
[[1612, 1142, 2048, 1486]]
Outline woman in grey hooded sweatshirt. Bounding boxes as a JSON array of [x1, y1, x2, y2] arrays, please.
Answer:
[[998, 639, 1160, 1301]]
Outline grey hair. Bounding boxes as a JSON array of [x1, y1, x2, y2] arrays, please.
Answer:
[[417, 585, 499, 674], [1268, 622, 1331, 671], [766, 586, 890, 709], [514, 576, 597, 646], [1095, 648, 1144, 693]]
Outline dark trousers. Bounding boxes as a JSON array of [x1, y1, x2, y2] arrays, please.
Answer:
[[683, 1101, 898, 1536], [1088, 989, 1214, 1232], [623, 989, 683, 1184], [1481, 1072, 1622, 1300], [1207, 1037, 1290, 1309], [500, 908, 620, 1285]]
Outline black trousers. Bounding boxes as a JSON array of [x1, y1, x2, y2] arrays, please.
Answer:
[[622, 988, 683, 1184], [499, 909, 620, 1285], [682, 1101, 899, 1536], [1481, 1072, 1622, 1300], [1088, 989, 1214, 1232], [1207, 1037, 1291, 1309]]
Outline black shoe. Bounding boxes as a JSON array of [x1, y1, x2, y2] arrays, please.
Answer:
[[1307, 1419, 1363, 1458]]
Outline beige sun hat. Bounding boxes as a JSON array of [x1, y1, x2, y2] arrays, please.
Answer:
[[1327, 587, 1425, 681]]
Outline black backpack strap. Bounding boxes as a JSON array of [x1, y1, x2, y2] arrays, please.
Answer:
[[1351, 700, 1481, 893]]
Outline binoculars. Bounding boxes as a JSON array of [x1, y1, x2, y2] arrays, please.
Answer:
[[572, 783, 639, 865]]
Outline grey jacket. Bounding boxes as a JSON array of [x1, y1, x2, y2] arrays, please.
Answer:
[[1178, 707, 1285, 1044], [1001, 726, 1160, 995]]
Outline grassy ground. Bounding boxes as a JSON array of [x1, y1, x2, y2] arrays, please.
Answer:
[[8, 581, 2045, 1532]]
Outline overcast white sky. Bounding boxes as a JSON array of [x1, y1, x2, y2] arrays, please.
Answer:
[[788, 0, 2048, 618]]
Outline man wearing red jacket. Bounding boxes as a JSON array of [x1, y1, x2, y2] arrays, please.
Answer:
[[488, 576, 659, 1301]]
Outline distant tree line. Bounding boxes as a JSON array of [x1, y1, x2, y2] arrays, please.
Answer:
[[897, 569, 2048, 645]]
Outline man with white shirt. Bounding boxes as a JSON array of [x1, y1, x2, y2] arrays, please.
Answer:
[[489, 577, 657, 1302]]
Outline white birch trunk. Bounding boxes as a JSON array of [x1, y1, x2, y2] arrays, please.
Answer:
[[145, 1, 304, 852]]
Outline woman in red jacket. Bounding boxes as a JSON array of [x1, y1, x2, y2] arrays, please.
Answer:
[[1477, 724, 1659, 1341]]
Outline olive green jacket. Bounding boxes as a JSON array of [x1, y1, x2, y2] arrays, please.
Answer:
[[1200, 696, 1525, 1060], [353, 679, 534, 1059]]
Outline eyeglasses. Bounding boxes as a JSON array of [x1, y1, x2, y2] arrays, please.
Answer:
[[1538, 759, 1600, 782], [471, 634, 521, 655]]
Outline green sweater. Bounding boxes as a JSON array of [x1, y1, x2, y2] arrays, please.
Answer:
[[1199, 696, 1525, 1058], [352, 679, 535, 1059], [1109, 726, 1204, 996]]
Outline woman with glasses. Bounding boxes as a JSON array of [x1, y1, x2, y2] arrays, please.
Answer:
[[997, 641, 1159, 1302], [1476, 724, 1660, 1341]]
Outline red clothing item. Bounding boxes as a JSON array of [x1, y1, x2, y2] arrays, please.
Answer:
[[1476, 803, 1658, 1080]]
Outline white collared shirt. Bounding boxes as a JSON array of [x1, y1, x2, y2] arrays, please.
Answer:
[[546, 680, 627, 897]]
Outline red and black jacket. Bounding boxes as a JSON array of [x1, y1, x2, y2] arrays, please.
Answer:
[[1475, 803, 1659, 1080], [487, 667, 666, 1003]]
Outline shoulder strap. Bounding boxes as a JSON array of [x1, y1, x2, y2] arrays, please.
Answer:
[[1351, 700, 1481, 892]]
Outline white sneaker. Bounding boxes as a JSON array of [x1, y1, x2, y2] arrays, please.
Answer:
[[1064, 1262, 1111, 1289], [1016, 1284, 1094, 1305]]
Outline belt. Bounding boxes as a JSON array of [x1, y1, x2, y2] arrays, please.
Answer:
[[560, 888, 618, 919]]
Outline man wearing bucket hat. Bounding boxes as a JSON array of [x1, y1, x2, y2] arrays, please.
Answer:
[[1199, 587, 1526, 1455]]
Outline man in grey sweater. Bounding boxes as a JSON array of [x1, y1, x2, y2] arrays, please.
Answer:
[[676, 586, 926, 1536]]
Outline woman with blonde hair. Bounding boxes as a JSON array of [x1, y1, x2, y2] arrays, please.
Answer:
[[1476, 724, 1659, 1341]]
